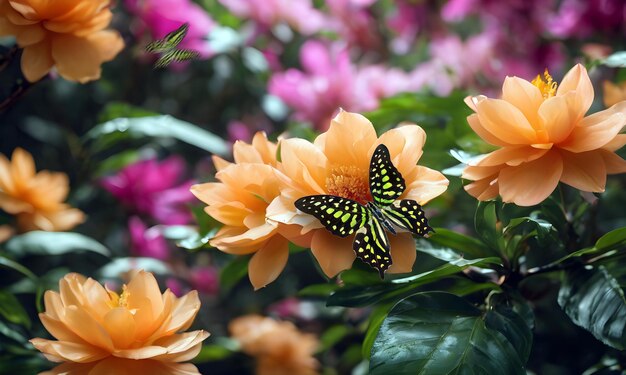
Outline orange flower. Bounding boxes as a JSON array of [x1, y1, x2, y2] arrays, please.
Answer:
[[0, 148, 85, 232], [41, 357, 202, 375], [267, 110, 449, 277], [0, 0, 124, 83], [603, 80, 626, 108], [30, 271, 209, 367], [191, 132, 309, 290], [462, 64, 626, 206], [229, 315, 319, 375]]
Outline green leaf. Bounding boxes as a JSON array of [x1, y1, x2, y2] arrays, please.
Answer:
[[0, 290, 30, 329], [98, 257, 171, 278], [595, 227, 626, 252], [5, 231, 110, 258], [603, 51, 626, 68], [319, 325, 352, 352], [485, 302, 533, 362], [475, 201, 502, 251], [421, 230, 492, 258], [0, 256, 37, 280], [220, 256, 250, 293], [327, 257, 501, 307], [558, 264, 626, 350], [362, 302, 394, 359], [86, 115, 229, 155], [369, 292, 526, 375], [297, 283, 338, 297]]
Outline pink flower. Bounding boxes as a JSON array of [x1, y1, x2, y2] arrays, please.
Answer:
[[219, 0, 326, 35], [125, 0, 215, 58], [325, 0, 382, 51], [189, 267, 220, 296], [269, 40, 417, 129], [128, 216, 170, 260], [101, 156, 195, 225], [386, 0, 429, 53]]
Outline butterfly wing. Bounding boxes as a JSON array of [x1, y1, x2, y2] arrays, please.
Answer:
[[163, 23, 190, 48], [145, 40, 170, 53], [295, 195, 369, 237], [353, 214, 392, 278], [154, 49, 200, 68], [369, 144, 406, 207], [382, 199, 432, 236]]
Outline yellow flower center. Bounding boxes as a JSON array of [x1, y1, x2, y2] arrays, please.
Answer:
[[326, 165, 371, 204], [531, 69, 558, 99], [107, 285, 131, 308]]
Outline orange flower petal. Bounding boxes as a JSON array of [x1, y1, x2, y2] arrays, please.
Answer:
[[402, 166, 449, 205], [499, 150, 563, 206], [387, 233, 416, 274], [321, 110, 378, 170], [538, 94, 576, 143], [476, 98, 538, 144], [556, 64, 594, 119], [466, 113, 511, 147], [376, 124, 426, 173], [310, 230, 356, 278], [464, 177, 500, 201], [150, 330, 209, 362], [559, 150, 607, 192], [280, 138, 328, 195], [249, 235, 290, 290], [29, 339, 109, 363], [560, 107, 626, 153], [103, 308, 137, 349], [502, 76, 544, 126], [473, 146, 549, 167], [600, 149, 626, 174]]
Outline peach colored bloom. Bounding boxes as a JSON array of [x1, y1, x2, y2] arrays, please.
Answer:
[[30, 271, 209, 367], [603, 80, 626, 108], [462, 64, 626, 206], [229, 315, 319, 375], [41, 357, 202, 375], [267, 110, 449, 277], [192, 132, 310, 290], [0, 148, 84, 232], [0, 224, 14, 243], [0, 0, 124, 82]]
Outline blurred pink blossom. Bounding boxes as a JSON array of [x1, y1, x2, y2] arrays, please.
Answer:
[[165, 277, 187, 297], [128, 216, 170, 260], [219, 0, 327, 34], [269, 40, 417, 129], [325, 0, 382, 51], [189, 266, 220, 295], [268, 298, 317, 320], [101, 156, 195, 225], [125, 0, 215, 58], [386, 0, 430, 53], [547, 0, 626, 39]]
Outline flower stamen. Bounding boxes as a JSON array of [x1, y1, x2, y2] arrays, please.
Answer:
[[531, 69, 558, 98], [325, 165, 371, 204]]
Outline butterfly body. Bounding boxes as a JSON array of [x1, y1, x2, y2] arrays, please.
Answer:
[[295, 144, 432, 278]]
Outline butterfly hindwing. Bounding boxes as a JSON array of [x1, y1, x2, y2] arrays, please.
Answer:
[[295, 195, 369, 238], [145, 40, 169, 53], [382, 199, 432, 236], [154, 49, 200, 68], [353, 214, 392, 278], [369, 144, 406, 206]]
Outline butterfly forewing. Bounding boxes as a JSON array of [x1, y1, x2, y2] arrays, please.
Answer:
[[382, 199, 432, 236], [164, 23, 190, 47], [353, 215, 392, 277], [295, 195, 369, 238], [369, 144, 405, 206], [145, 40, 169, 53]]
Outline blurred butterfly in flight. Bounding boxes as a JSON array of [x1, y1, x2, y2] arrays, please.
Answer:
[[145, 23, 200, 68], [295, 144, 432, 278]]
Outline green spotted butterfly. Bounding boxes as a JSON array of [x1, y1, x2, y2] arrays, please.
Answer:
[[295, 144, 432, 278], [145, 23, 200, 68]]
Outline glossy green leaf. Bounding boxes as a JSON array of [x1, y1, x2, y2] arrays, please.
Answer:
[[558, 265, 626, 350], [362, 302, 394, 359], [327, 257, 500, 307], [0, 290, 30, 329], [419, 231, 492, 259], [485, 303, 533, 362], [220, 256, 250, 293], [320, 325, 352, 352], [475, 201, 503, 251], [86, 115, 229, 155], [0, 256, 37, 280], [297, 283, 338, 297], [370, 292, 526, 375], [5, 231, 109, 258]]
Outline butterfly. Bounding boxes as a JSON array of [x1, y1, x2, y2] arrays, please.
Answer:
[[295, 144, 432, 278], [145, 23, 200, 68]]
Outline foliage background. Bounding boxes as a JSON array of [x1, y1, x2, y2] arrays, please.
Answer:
[[1, 0, 626, 374]]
